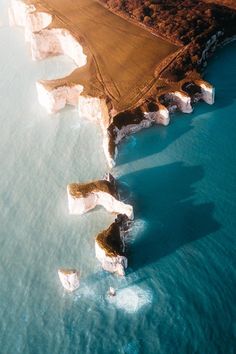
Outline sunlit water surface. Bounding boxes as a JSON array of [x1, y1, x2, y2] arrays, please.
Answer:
[[0, 1, 235, 353]]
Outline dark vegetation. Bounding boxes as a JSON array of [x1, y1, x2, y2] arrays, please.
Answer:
[[100, 0, 236, 80]]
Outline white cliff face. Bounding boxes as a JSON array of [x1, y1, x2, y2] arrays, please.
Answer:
[[181, 79, 215, 106], [36, 82, 84, 114], [9, 0, 36, 28], [199, 83, 215, 105], [67, 187, 134, 220], [173, 91, 193, 113], [165, 91, 193, 113], [9, 0, 52, 39], [143, 105, 170, 127], [78, 95, 116, 168], [58, 269, 80, 291], [154, 106, 170, 126], [114, 110, 170, 146], [103, 136, 116, 169], [78, 96, 105, 121], [29, 29, 87, 66], [95, 242, 127, 276], [99, 102, 116, 169], [102, 104, 170, 167], [9, 0, 87, 66], [9, 0, 87, 114], [26, 11, 52, 34], [115, 120, 151, 146]]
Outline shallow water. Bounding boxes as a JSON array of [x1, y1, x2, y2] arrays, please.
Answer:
[[0, 1, 236, 353]]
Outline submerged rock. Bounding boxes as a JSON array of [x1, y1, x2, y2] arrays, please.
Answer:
[[107, 287, 116, 297], [58, 268, 80, 291]]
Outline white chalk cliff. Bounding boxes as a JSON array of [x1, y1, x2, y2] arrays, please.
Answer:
[[95, 243, 128, 276], [36, 81, 84, 114], [198, 82, 215, 105], [9, 0, 87, 114], [95, 215, 131, 276], [67, 184, 134, 220]]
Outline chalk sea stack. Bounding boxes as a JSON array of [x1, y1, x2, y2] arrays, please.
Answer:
[[58, 268, 80, 292], [67, 176, 134, 220], [95, 215, 131, 276]]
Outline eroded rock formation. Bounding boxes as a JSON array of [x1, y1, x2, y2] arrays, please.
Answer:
[[67, 175, 133, 275], [67, 174, 134, 220], [95, 214, 132, 276], [58, 268, 80, 291]]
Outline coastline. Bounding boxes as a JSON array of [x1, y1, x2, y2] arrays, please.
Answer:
[[1, 0, 236, 350], [9, 0, 236, 279]]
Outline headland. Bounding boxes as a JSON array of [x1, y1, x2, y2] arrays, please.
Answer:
[[9, 0, 236, 285]]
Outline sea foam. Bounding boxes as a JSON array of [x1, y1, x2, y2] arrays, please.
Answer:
[[110, 285, 153, 314]]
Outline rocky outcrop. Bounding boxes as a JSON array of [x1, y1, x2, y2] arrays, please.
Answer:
[[95, 215, 131, 276], [36, 81, 84, 114], [28, 28, 87, 66], [58, 268, 80, 291], [104, 76, 215, 164], [67, 175, 134, 220], [9, 0, 52, 33], [197, 81, 215, 105], [9, 0, 87, 65], [9, 0, 87, 114], [158, 91, 193, 114], [180, 78, 215, 106]]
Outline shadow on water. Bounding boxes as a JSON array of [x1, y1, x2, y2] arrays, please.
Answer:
[[119, 162, 220, 270], [116, 114, 194, 165], [116, 42, 236, 166]]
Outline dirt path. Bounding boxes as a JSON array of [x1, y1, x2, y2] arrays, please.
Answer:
[[34, 0, 179, 111]]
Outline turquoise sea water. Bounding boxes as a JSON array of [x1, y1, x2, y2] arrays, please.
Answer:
[[0, 1, 236, 353]]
